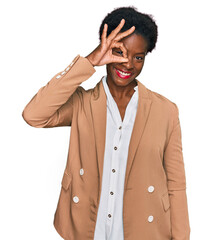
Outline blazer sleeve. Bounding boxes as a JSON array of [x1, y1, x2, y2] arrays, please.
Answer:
[[163, 103, 191, 240], [22, 55, 96, 128]]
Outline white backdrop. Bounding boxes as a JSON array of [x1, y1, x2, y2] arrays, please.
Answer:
[[0, 0, 211, 239]]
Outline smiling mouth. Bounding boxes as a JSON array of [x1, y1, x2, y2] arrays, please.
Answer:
[[115, 68, 132, 79]]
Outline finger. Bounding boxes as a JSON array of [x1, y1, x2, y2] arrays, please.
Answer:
[[114, 26, 135, 42], [112, 41, 128, 58], [107, 18, 125, 41], [110, 55, 129, 64], [101, 23, 108, 45]]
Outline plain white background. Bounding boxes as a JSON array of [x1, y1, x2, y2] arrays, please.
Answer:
[[0, 0, 211, 239]]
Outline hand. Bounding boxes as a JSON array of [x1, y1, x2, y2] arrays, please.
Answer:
[[85, 19, 135, 67]]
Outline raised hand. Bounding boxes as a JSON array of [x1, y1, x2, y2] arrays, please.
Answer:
[[85, 19, 135, 67]]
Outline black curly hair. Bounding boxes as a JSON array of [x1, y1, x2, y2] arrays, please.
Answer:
[[99, 6, 158, 54]]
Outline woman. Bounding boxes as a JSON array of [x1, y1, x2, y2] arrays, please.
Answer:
[[22, 6, 191, 240]]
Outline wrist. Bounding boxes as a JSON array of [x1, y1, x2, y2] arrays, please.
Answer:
[[85, 56, 95, 67]]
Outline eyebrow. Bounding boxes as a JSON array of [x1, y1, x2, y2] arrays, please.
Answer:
[[136, 52, 146, 55]]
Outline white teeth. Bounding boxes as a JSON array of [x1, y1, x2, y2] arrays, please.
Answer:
[[117, 69, 131, 76]]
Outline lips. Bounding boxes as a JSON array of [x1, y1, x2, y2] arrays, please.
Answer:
[[115, 68, 132, 79], [116, 68, 132, 74]]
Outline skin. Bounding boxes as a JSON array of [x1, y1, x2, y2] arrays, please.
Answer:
[[85, 19, 148, 121], [106, 33, 148, 120]]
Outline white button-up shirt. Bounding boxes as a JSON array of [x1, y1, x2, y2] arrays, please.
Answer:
[[93, 75, 138, 240]]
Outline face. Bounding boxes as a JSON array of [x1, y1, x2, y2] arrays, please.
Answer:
[[106, 33, 148, 88]]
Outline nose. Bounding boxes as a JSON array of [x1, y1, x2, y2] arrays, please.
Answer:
[[121, 56, 133, 70]]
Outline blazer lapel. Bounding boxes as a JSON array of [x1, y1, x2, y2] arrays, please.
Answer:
[[124, 79, 152, 190], [90, 77, 107, 185], [90, 77, 152, 191]]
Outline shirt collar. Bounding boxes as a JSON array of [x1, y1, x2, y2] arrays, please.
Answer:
[[102, 75, 138, 107]]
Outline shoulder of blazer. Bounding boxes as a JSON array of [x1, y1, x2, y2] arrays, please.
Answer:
[[146, 87, 180, 131], [148, 87, 178, 112], [69, 83, 97, 110], [72, 78, 102, 104]]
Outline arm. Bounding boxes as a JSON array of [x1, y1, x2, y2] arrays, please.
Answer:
[[22, 55, 96, 128], [163, 103, 191, 240], [22, 19, 136, 128]]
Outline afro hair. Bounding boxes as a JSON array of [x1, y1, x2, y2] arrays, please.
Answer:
[[99, 6, 158, 54]]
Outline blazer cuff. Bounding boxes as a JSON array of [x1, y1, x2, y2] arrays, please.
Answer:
[[55, 54, 96, 80]]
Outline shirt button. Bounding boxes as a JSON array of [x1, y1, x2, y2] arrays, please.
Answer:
[[112, 169, 116, 173], [148, 185, 154, 193], [110, 191, 114, 195], [61, 71, 66, 75], [56, 75, 61, 79], [65, 66, 70, 72], [73, 196, 79, 203], [80, 168, 84, 175], [148, 215, 154, 222], [119, 126, 122, 130], [108, 214, 112, 218], [114, 146, 117, 150]]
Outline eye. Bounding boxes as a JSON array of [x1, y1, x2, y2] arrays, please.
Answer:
[[136, 56, 144, 60], [116, 50, 123, 55]]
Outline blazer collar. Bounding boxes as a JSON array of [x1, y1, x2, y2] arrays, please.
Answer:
[[90, 76, 152, 191]]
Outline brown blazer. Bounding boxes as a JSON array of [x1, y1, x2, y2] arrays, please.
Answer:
[[22, 54, 191, 240]]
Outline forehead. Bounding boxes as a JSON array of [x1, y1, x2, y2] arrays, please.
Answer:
[[119, 33, 148, 53]]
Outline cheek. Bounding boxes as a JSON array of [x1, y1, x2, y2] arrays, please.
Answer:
[[133, 67, 144, 77], [106, 64, 115, 74], [135, 63, 144, 73]]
